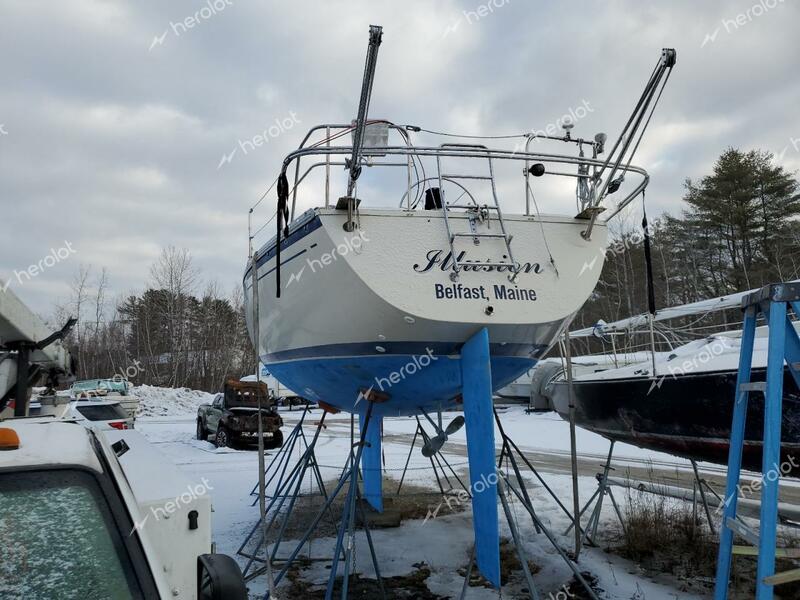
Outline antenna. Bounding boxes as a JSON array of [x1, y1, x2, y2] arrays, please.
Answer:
[[594, 132, 607, 154], [562, 119, 574, 140]]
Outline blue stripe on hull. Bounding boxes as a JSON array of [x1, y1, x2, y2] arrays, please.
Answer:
[[265, 354, 536, 417], [245, 214, 323, 279], [263, 341, 547, 362]]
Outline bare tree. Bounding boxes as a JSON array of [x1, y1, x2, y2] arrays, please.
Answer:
[[149, 247, 198, 386], [70, 265, 91, 378]]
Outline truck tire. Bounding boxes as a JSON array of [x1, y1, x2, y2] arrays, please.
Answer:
[[196, 419, 208, 441], [215, 426, 229, 448]]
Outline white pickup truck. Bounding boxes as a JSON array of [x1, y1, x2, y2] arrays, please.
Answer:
[[0, 419, 247, 599]]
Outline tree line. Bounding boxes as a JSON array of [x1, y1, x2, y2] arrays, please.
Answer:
[[573, 147, 800, 342], [53, 247, 255, 392]]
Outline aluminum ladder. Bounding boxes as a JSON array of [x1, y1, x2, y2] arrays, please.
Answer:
[[714, 281, 800, 599], [435, 144, 519, 282]]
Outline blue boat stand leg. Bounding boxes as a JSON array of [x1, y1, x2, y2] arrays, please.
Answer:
[[461, 328, 599, 600], [715, 283, 800, 599], [360, 411, 383, 512], [460, 327, 501, 588]]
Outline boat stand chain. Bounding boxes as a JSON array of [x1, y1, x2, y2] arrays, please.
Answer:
[[240, 399, 387, 600], [715, 282, 800, 599], [490, 408, 599, 600]]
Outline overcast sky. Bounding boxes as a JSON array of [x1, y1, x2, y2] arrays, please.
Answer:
[[1, 0, 798, 316]]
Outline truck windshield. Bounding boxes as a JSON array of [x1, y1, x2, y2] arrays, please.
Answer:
[[0, 469, 145, 599], [227, 397, 263, 408], [72, 379, 129, 395]]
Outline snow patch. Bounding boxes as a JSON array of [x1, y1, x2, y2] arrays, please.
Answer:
[[133, 385, 214, 417]]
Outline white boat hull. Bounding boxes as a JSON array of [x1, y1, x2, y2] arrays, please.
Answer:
[[244, 208, 607, 416]]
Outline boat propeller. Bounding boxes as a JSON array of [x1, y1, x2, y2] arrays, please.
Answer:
[[420, 410, 465, 457]]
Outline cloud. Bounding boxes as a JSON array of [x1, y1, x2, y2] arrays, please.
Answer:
[[1, 0, 798, 315]]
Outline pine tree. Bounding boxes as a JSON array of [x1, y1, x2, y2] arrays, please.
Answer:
[[682, 148, 799, 290]]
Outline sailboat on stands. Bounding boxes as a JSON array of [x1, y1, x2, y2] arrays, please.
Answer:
[[535, 284, 800, 475], [243, 25, 676, 587]]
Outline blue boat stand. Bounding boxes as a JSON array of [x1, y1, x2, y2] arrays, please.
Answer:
[[239, 327, 600, 599], [715, 282, 800, 599]]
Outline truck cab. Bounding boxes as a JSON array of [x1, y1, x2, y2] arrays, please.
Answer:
[[0, 420, 247, 599]]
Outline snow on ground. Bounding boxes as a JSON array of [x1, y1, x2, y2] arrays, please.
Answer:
[[133, 389, 711, 599], [133, 384, 215, 417]]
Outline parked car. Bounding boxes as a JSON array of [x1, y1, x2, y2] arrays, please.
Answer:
[[197, 378, 283, 449], [70, 378, 140, 418], [68, 399, 134, 430]]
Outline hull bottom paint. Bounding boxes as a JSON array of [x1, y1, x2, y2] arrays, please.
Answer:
[[266, 354, 536, 417], [550, 367, 800, 475]]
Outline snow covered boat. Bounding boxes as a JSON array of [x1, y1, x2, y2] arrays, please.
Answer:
[[540, 289, 800, 474]]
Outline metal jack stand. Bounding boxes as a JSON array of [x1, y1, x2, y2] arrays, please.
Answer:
[[457, 470, 600, 600], [460, 469, 599, 600], [491, 416, 600, 600], [324, 400, 386, 600], [238, 411, 331, 578], [495, 410, 583, 535], [564, 441, 626, 546], [458, 475, 541, 600], [691, 459, 718, 535], [246, 398, 386, 600], [715, 282, 800, 599], [248, 405, 317, 505]]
